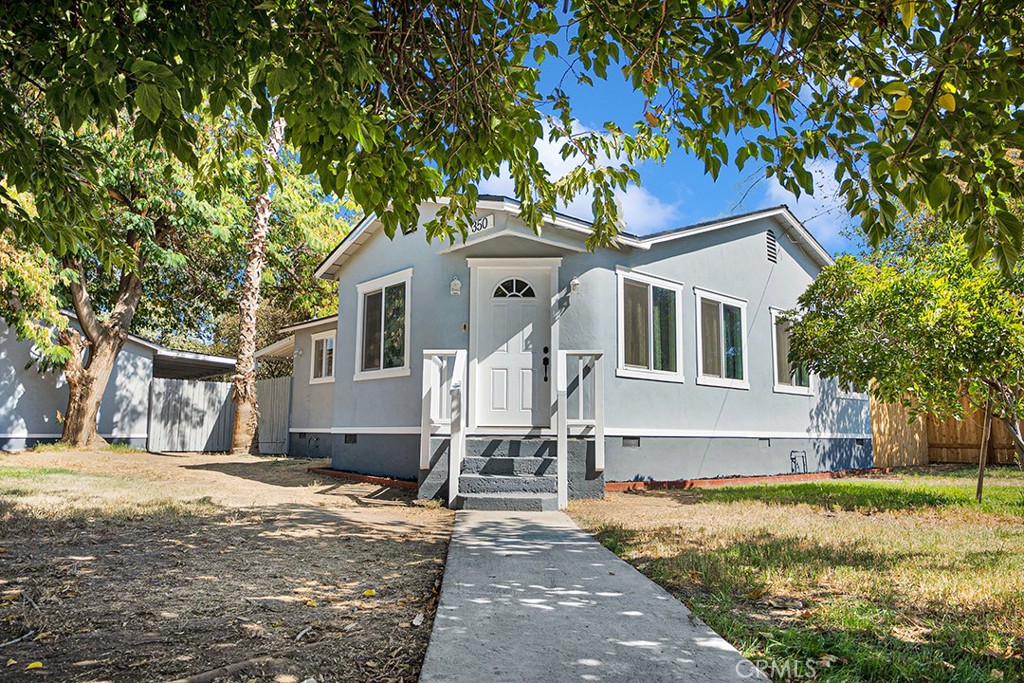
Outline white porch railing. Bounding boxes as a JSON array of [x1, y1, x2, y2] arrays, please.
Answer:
[[556, 350, 605, 509], [420, 349, 468, 507]]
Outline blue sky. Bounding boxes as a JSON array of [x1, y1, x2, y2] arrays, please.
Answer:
[[477, 52, 858, 255]]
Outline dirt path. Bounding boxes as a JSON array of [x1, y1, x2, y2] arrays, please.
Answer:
[[0, 450, 453, 682]]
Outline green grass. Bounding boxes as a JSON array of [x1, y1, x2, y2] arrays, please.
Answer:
[[0, 466, 80, 479], [698, 477, 1024, 516], [572, 468, 1024, 682]]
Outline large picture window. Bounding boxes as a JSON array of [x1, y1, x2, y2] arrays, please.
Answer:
[[695, 288, 748, 389], [310, 330, 335, 384], [616, 269, 684, 382], [771, 309, 812, 395], [355, 268, 412, 380]]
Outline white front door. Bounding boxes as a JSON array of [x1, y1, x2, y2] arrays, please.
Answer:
[[475, 267, 552, 427]]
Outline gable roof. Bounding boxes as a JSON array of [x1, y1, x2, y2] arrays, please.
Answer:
[[314, 196, 832, 280]]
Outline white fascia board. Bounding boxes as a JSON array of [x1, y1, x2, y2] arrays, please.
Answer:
[[278, 316, 339, 334], [255, 335, 295, 359], [313, 213, 379, 280], [154, 347, 235, 365]]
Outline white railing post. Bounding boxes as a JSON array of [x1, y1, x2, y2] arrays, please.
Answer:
[[448, 350, 467, 508], [556, 350, 569, 509], [593, 353, 605, 472], [419, 353, 434, 471]]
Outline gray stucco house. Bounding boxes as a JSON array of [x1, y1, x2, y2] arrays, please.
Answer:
[[1, 317, 234, 451], [258, 196, 872, 510]]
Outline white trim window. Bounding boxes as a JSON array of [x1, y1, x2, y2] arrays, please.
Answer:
[[770, 308, 812, 395], [309, 330, 336, 384], [695, 287, 749, 389], [355, 268, 412, 380], [616, 268, 684, 382]]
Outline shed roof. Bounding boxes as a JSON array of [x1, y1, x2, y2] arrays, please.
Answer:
[[62, 311, 235, 380]]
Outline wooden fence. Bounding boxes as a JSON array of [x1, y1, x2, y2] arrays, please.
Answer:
[[147, 376, 291, 454], [871, 397, 1019, 467], [148, 378, 235, 452], [256, 376, 291, 455]]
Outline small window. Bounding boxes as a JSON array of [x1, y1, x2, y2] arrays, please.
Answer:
[[355, 268, 412, 380], [493, 278, 535, 298], [696, 288, 748, 389], [310, 331, 335, 384], [616, 269, 684, 382], [771, 310, 812, 395]]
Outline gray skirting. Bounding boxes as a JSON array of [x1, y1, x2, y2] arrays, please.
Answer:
[[306, 432, 873, 494]]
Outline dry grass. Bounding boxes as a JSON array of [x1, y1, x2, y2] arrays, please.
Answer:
[[0, 450, 453, 682], [570, 466, 1024, 682]]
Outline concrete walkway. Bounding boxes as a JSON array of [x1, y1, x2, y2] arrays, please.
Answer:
[[420, 511, 767, 682]]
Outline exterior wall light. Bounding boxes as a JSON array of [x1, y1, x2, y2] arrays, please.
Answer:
[[570, 276, 581, 294], [450, 276, 462, 296]]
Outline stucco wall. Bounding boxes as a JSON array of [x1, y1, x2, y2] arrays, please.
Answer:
[[288, 323, 337, 432], [0, 323, 153, 450], [323, 207, 872, 481]]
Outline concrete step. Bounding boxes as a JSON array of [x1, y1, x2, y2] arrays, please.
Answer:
[[462, 456, 556, 476], [459, 473, 557, 495], [465, 438, 557, 458], [459, 492, 558, 512]]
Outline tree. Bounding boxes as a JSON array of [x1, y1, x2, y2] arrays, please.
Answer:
[[2, 1, 1023, 273], [231, 117, 286, 454], [52, 120, 226, 447], [788, 216, 1024, 472]]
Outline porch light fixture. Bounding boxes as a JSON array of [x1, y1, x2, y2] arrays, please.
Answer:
[[450, 276, 462, 296], [570, 276, 581, 294]]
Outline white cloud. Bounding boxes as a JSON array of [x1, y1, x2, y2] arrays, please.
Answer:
[[762, 159, 852, 252], [477, 120, 682, 234]]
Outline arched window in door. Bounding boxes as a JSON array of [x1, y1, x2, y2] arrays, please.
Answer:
[[493, 278, 536, 298]]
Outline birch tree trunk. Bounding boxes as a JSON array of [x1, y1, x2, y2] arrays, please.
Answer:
[[230, 117, 286, 455]]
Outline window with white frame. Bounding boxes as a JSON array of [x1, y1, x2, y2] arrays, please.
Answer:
[[355, 268, 412, 380], [770, 309, 811, 394], [616, 269, 684, 382], [695, 287, 748, 388], [310, 330, 336, 383]]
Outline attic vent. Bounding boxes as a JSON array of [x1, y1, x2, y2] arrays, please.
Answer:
[[766, 230, 779, 263]]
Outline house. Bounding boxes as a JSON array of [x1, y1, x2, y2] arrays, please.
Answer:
[[0, 317, 235, 451], [257, 196, 872, 509]]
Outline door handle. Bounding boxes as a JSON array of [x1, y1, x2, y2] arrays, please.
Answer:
[[542, 355, 550, 382]]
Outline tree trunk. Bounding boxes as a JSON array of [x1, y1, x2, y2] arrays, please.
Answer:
[[976, 398, 992, 503], [231, 117, 286, 455], [59, 258, 143, 448], [59, 330, 124, 447], [997, 415, 1024, 468]]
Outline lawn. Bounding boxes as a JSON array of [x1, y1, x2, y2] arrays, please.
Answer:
[[570, 466, 1024, 682], [0, 450, 453, 682]]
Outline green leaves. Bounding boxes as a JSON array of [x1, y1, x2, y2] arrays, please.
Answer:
[[135, 83, 161, 123], [791, 213, 1024, 429], [2, 0, 1024, 270]]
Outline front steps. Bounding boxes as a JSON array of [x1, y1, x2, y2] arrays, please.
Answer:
[[461, 492, 559, 511], [418, 436, 604, 510], [460, 438, 557, 510]]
